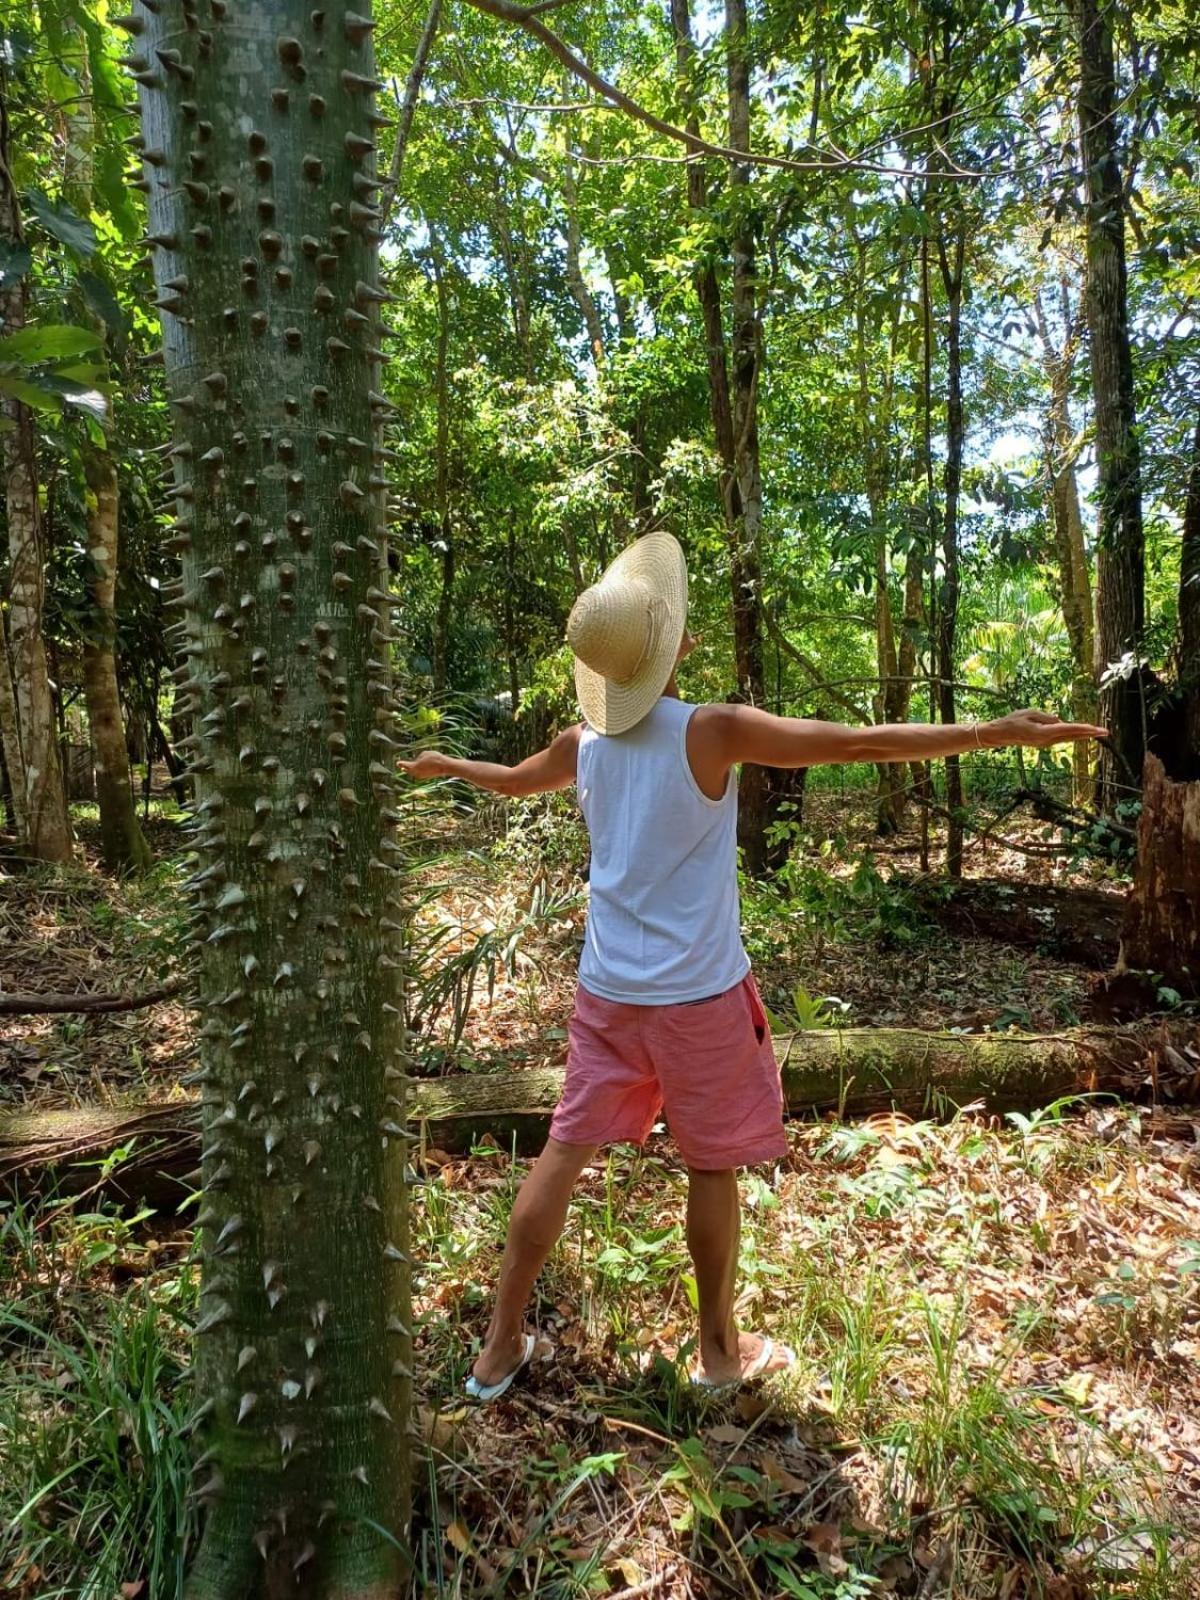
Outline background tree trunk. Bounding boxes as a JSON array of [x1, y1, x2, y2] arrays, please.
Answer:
[[128, 2, 411, 1590], [82, 439, 153, 873], [430, 231, 454, 698], [671, 0, 772, 873], [1074, 0, 1146, 813], [0, 81, 72, 864], [1174, 409, 1200, 771], [937, 225, 966, 878]]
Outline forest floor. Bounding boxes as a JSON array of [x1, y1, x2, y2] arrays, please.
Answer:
[[2, 785, 1199, 1599]]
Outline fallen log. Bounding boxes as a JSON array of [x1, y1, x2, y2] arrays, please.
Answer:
[[905, 878, 1125, 969], [0, 982, 186, 1017], [1, 1022, 1196, 1208]]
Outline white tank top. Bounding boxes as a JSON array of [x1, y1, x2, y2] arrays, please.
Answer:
[[576, 697, 750, 1004]]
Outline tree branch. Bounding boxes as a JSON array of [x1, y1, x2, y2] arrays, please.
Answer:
[[458, 0, 985, 182]]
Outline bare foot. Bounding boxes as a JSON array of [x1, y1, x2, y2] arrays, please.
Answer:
[[695, 1332, 794, 1386], [471, 1330, 530, 1388]]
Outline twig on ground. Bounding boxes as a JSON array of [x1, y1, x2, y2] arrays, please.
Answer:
[[0, 981, 186, 1016], [606, 1567, 676, 1600]]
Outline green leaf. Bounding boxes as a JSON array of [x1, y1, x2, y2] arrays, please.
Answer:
[[0, 241, 31, 289], [23, 191, 97, 257], [78, 271, 130, 341], [0, 324, 103, 363], [94, 145, 141, 242]]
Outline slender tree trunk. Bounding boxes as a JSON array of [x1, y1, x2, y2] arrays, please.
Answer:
[[1177, 411, 1200, 770], [0, 631, 27, 839], [0, 84, 72, 864], [562, 136, 606, 367], [671, 0, 772, 872], [127, 4, 411, 1592], [430, 234, 454, 698], [723, 0, 773, 875], [938, 226, 966, 878], [82, 441, 153, 873], [64, 0, 150, 873], [505, 525, 521, 711], [1074, 0, 1146, 813], [379, 0, 441, 232], [1035, 292, 1098, 805]]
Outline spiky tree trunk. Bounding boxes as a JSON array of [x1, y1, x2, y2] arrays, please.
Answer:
[[0, 81, 72, 864], [1074, 0, 1146, 813], [123, 2, 411, 1593], [82, 438, 153, 873]]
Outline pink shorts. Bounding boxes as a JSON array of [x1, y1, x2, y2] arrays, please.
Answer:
[[549, 973, 787, 1170]]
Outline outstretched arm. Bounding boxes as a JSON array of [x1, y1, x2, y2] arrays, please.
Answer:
[[399, 723, 582, 796], [697, 704, 1107, 774]]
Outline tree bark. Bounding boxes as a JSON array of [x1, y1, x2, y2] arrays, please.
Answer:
[[128, 3, 411, 1591], [1074, 0, 1146, 813], [1116, 753, 1200, 996], [4, 1022, 1195, 1200], [82, 439, 153, 874], [0, 80, 72, 864]]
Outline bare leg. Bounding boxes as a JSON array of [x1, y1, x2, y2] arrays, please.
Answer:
[[687, 1166, 791, 1383], [472, 1137, 597, 1386]]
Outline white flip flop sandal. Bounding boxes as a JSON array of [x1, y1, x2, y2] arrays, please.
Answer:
[[464, 1332, 537, 1404], [691, 1336, 795, 1391]]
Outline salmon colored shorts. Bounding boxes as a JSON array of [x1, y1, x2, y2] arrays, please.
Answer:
[[549, 973, 788, 1170]]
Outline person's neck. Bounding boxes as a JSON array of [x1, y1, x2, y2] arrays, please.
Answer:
[[662, 672, 680, 699]]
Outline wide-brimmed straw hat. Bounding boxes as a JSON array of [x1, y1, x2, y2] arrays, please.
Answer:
[[566, 532, 688, 735]]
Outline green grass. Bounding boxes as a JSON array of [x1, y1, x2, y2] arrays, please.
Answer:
[[0, 1197, 198, 1599]]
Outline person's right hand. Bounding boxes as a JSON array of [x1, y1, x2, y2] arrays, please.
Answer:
[[984, 709, 1109, 749], [398, 751, 451, 780]]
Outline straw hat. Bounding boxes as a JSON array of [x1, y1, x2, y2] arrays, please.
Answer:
[[566, 532, 688, 735]]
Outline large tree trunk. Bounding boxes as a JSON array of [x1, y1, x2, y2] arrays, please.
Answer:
[[1074, 0, 1146, 813], [1116, 754, 1200, 998], [127, 3, 411, 1592], [82, 439, 153, 874], [0, 84, 72, 865], [4, 1022, 1195, 1200]]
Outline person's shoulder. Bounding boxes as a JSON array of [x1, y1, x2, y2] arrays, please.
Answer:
[[688, 702, 741, 749]]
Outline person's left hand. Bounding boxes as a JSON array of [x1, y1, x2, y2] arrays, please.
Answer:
[[983, 709, 1109, 749]]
